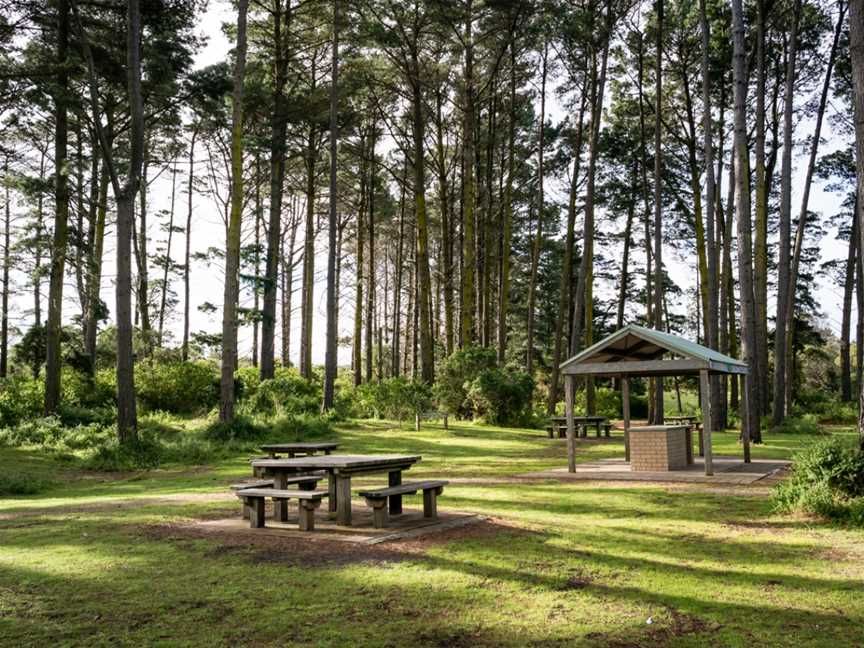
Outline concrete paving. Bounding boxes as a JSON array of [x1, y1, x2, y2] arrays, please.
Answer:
[[521, 456, 789, 485]]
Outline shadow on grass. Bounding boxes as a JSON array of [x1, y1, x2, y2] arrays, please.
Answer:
[[0, 511, 861, 647]]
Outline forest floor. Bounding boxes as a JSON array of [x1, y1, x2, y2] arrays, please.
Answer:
[[0, 420, 862, 647]]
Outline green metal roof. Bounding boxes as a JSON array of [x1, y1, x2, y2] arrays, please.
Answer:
[[559, 323, 748, 376]]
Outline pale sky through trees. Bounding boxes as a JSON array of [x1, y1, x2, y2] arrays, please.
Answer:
[[11, 0, 849, 367]]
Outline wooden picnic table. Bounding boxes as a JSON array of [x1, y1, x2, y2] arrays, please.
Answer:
[[664, 416, 704, 456], [250, 454, 421, 527], [665, 415, 699, 425], [549, 415, 608, 438], [259, 442, 339, 459]]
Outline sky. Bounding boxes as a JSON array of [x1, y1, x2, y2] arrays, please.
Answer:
[[8, 0, 853, 367]]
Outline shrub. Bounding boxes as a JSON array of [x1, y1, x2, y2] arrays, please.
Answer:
[[234, 366, 262, 401], [0, 375, 44, 427], [243, 371, 320, 416], [84, 436, 164, 472], [204, 414, 264, 442], [61, 367, 116, 409], [773, 436, 864, 525], [269, 413, 334, 440], [772, 415, 822, 436], [433, 347, 498, 419], [466, 368, 534, 426], [136, 361, 219, 413], [0, 472, 53, 496]]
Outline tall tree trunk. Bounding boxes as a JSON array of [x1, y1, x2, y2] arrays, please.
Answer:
[[1, 159, 9, 378], [182, 130, 196, 362], [700, 0, 721, 430], [774, 0, 800, 424], [157, 162, 178, 347], [392, 160, 406, 376], [252, 156, 261, 366], [782, 0, 843, 420], [135, 142, 152, 353], [857, 236, 864, 401], [525, 42, 547, 375], [842, 207, 857, 402], [434, 91, 455, 356], [282, 213, 299, 367], [753, 0, 769, 421], [731, 0, 755, 458], [45, 0, 70, 414], [322, 0, 339, 410], [219, 0, 249, 423], [850, 0, 864, 443], [498, 40, 516, 364], [636, 30, 655, 419], [711, 75, 735, 430], [299, 127, 317, 380], [652, 0, 665, 424], [411, 59, 434, 383], [547, 90, 587, 412], [461, 0, 476, 347], [353, 136, 367, 386], [572, 32, 610, 416], [365, 126, 376, 383], [261, 0, 291, 379]]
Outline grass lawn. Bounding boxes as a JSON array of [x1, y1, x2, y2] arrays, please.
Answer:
[[0, 420, 862, 647]]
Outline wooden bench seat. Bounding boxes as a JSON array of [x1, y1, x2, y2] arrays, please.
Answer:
[[230, 475, 321, 519], [235, 487, 327, 531], [357, 480, 448, 528]]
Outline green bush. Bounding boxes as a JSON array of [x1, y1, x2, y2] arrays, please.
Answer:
[[772, 415, 822, 436], [433, 346, 497, 419], [350, 377, 432, 424], [204, 413, 264, 442], [136, 361, 219, 413], [0, 375, 44, 427], [234, 366, 262, 400], [773, 436, 864, 525], [61, 367, 116, 409], [84, 435, 165, 471], [243, 371, 320, 416], [0, 472, 53, 496], [269, 413, 334, 440], [466, 368, 534, 426]]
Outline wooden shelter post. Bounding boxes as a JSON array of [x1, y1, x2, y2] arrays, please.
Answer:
[[700, 369, 713, 475], [621, 374, 631, 462], [565, 375, 576, 472]]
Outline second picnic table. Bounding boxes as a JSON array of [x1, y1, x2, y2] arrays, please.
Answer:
[[548, 415, 609, 438], [259, 441, 339, 458], [250, 454, 421, 527]]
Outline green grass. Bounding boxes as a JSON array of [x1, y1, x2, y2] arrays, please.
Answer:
[[1, 419, 862, 647]]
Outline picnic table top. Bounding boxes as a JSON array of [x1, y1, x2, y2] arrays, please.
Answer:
[[550, 415, 607, 422], [259, 442, 340, 452], [251, 454, 422, 471], [665, 415, 699, 422]]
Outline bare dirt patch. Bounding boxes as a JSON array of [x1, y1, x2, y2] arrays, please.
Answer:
[[600, 606, 719, 648], [139, 516, 532, 568]]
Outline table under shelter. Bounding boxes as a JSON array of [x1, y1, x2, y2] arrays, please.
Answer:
[[559, 324, 748, 476]]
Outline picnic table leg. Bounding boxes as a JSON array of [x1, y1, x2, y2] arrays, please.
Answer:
[[388, 470, 403, 515], [328, 472, 338, 513], [685, 427, 694, 465], [336, 474, 352, 526], [698, 429, 705, 457], [595, 422, 601, 437], [273, 472, 289, 522]]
